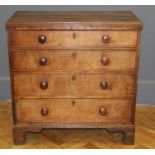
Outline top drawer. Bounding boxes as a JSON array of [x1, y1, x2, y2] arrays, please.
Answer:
[[8, 31, 138, 49]]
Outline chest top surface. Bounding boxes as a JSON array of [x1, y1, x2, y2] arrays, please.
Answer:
[[6, 11, 143, 30]]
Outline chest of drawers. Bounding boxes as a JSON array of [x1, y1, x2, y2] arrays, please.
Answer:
[[6, 11, 143, 145]]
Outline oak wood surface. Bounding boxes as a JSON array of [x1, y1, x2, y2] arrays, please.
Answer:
[[11, 50, 137, 71], [6, 11, 142, 144], [13, 73, 135, 99], [8, 31, 138, 49], [6, 11, 143, 30], [15, 99, 133, 125]]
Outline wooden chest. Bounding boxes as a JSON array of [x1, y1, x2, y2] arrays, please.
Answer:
[[6, 11, 143, 145]]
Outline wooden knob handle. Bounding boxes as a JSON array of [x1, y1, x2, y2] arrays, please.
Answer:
[[102, 35, 110, 44], [40, 57, 47, 65], [41, 107, 49, 116], [99, 107, 107, 116], [40, 81, 48, 90], [38, 35, 46, 43], [101, 56, 109, 66], [100, 81, 108, 89]]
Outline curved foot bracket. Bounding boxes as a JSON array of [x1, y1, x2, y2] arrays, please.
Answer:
[[13, 126, 42, 145], [13, 125, 135, 145], [105, 126, 135, 145]]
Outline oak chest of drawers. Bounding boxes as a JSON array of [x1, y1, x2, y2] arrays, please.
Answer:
[[6, 11, 143, 145]]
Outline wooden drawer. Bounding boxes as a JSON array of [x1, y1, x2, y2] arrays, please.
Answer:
[[11, 50, 137, 71], [13, 73, 135, 98], [16, 99, 133, 125], [8, 31, 137, 49]]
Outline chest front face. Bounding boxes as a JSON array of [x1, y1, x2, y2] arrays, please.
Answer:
[[6, 11, 143, 145]]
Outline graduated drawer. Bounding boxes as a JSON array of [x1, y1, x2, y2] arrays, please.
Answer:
[[16, 99, 133, 125], [13, 73, 135, 98], [8, 31, 137, 49], [11, 50, 137, 71]]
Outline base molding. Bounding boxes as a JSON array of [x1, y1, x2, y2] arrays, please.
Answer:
[[13, 124, 135, 145]]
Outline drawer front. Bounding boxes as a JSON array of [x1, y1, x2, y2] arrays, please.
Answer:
[[16, 99, 133, 125], [13, 73, 135, 98], [11, 50, 137, 71], [9, 31, 137, 49]]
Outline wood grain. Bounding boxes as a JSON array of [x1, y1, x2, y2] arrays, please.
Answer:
[[15, 99, 133, 125], [6, 11, 143, 30], [13, 73, 135, 99], [6, 11, 142, 145], [8, 31, 138, 49], [10, 50, 137, 71]]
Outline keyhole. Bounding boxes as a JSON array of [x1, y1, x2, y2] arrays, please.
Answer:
[[72, 75, 76, 81], [72, 32, 76, 40], [72, 52, 77, 59], [72, 100, 76, 106]]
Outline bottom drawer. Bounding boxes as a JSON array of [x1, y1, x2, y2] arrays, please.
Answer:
[[16, 99, 133, 125]]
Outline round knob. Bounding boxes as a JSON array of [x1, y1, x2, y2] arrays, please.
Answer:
[[101, 57, 109, 66], [41, 107, 49, 116], [38, 35, 46, 43], [100, 81, 108, 89], [102, 35, 110, 44], [99, 107, 107, 116], [40, 81, 48, 90], [40, 57, 47, 65]]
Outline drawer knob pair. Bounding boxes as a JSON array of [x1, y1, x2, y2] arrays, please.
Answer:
[[38, 35, 46, 43], [40, 81, 108, 90], [41, 107, 49, 116], [40, 56, 109, 66], [38, 34, 110, 44], [40, 81, 48, 90], [102, 35, 110, 44], [99, 107, 107, 116], [41, 107, 107, 116]]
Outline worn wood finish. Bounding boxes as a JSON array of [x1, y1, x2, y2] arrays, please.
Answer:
[[6, 11, 143, 145], [13, 73, 135, 98], [6, 11, 143, 30], [8, 31, 138, 49], [15, 99, 133, 124], [11, 50, 137, 71]]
